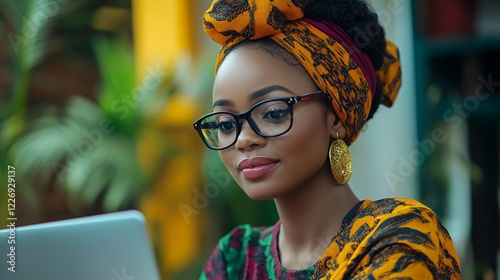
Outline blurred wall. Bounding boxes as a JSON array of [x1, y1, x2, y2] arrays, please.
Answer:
[[350, 0, 418, 201]]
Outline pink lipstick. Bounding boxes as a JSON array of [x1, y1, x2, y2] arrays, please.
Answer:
[[237, 157, 279, 180]]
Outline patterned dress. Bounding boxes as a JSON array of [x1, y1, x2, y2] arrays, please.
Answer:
[[200, 198, 461, 279]]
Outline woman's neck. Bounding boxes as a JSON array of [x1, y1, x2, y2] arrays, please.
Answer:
[[274, 165, 359, 270]]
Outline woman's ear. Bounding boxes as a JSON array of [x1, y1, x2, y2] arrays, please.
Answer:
[[326, 109, 346, 140]]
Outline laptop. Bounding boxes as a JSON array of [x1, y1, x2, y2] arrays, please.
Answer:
[[0, 210, 160, 280]]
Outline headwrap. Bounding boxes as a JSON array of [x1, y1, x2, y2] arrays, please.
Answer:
[[203, 0, 402, 144]]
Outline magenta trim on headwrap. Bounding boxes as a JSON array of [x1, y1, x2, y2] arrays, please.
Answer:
[[302, 18, 377, 97]]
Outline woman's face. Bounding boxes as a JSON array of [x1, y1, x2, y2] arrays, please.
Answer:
[[213, 46, 338, 200]]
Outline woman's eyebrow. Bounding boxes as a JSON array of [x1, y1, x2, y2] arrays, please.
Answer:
[[212, 99, 234, 108], [248, 85, 293, 102], [212, 85, 293, 108]]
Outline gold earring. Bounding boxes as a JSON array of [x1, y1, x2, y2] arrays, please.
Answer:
[[329, 133, 352, 184]]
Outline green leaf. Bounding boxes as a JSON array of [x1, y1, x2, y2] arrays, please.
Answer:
[[11, 96, 148, 212], [92, 35, 136, 126]]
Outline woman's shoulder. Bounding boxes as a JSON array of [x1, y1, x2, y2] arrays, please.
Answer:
[[359, 197, 432, 215], [352, 197, 461, 277], [353, 197, 442, 225], [354, 197, 452, 239], [317, 197, 462, 279]]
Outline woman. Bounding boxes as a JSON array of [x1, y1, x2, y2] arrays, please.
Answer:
[[193, 0, 461, 279]]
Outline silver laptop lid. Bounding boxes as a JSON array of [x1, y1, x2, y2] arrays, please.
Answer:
[[0, 210, 160, 280]]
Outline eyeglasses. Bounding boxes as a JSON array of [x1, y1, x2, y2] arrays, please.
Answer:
[[193, 91, 324, 150]]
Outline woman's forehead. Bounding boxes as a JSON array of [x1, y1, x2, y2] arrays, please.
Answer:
[[213, 47, 315, 101]]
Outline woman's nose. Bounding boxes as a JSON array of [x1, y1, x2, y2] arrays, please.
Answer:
[[234, 121, 266, 151]]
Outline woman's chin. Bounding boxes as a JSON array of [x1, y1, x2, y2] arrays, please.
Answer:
[[246, 193, 274, 201], [241, 187, 279, 201], [240, 184, 283, 201]]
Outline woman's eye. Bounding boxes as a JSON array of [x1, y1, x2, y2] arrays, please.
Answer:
[[263, 108, 290, 122], [218, 120, 237, 134]]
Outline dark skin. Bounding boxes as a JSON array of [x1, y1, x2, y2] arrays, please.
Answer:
[[213, 46, 359, 270]]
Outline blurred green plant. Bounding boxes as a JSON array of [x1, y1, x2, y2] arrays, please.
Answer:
[[0, 0, 81, 224], [2, 0, 54, 118], [0, 0, 176, 215], [9, 35, 179, 212]]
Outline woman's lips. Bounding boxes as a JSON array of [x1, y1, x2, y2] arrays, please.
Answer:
[[237, 157, 279, 180]]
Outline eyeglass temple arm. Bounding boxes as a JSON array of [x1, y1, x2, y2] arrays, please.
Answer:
[[293, 91, 324, 102]]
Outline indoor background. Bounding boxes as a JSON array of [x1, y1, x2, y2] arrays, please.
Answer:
[[0, 0, 498, 279]]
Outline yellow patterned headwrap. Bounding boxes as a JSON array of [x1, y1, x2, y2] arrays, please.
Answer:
[[203, 0, 402, 144]]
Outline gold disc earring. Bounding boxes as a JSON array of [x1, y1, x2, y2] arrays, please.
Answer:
[[329, 132, 352, 184]]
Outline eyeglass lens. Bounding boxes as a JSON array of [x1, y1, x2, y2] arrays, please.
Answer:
[[199, 100, 292, 149]]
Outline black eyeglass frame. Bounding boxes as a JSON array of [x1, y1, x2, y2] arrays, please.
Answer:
[[193, 91, 325, 150]]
